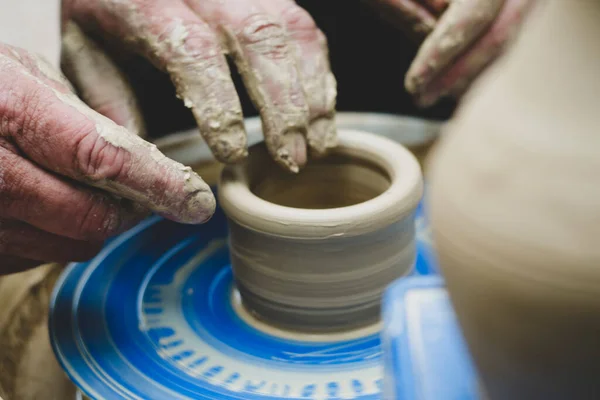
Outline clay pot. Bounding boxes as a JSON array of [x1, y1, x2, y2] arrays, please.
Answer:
[[428, 2, 600, 399], [218, 129, 423, 332]]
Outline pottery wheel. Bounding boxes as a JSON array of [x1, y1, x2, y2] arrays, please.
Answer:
[[49, 193, 435, 399]]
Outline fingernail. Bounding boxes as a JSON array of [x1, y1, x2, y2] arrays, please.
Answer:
[[172, 177, 217, 224], [277, 130, 307, 173], [308, 116, 337, 158], [207, 121, 248, 164]]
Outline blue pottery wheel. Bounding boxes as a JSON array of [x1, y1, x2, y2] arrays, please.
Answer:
[[49, 191, 437, 400]]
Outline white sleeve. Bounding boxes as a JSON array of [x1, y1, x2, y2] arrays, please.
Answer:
[[0, 0, 61, 68]]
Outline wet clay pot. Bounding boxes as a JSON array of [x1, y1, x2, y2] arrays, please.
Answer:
[[428, 2, 600, 399], [218, 129, 423, 332]]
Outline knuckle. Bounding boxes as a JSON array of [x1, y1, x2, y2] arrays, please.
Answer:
[[238, 14, 288, 59], [73, 131, 131, 182], [176, 23, 221, 60], [281, 6, 320, 41], [148, 17, 221, 64]]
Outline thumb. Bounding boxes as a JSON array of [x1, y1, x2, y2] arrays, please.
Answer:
[[0, 50, 215, 224]]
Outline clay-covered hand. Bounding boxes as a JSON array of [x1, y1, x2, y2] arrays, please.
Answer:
[[370, 0, 536, 106], [0, 43, 215, 275], [62, 0, 337, 173]]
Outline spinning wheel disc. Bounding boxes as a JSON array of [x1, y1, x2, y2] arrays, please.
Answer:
[[50, 198, 436, 400]]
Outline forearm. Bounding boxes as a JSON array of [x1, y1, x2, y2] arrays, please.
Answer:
[[0, 0, 61, 67]]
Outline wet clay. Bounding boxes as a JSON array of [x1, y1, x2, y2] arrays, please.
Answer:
[[428, 1, 600, 399], [219, 129, 423, 332]]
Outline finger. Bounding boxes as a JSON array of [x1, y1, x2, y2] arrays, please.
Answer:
[[0, 143, 146, 241], [0, 219, 102, 263], [364, 0, 437, 41], [260, 0, 337, 158], [416, 0, 535, 106], [405, 0, 505, 97], [61, 21, 146, 137], [187, 0, 310, 172], [0, 256, 41, 276], [0, 44, 74, 94], [70, 0, 247, 164], [0, 54, 215, 224]]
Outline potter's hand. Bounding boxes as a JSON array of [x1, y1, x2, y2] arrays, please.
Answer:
[[0, 44, 215, 274], [371, 0, 535, 106], [62, 0, 337, 173]]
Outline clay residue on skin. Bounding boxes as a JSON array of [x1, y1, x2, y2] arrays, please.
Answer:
[[61, 21, 146, 137], [78, 107, 216, 223], [5, 50, 215, 224], [297, 44, 338, 157], [405, 0, 505, 96], [279, 6, 338, 157], [159, 21, 248, 164], [224, 14, 310, 173], [92, 0, 248, 164]]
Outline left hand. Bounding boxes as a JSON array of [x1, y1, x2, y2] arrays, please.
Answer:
[[369, 0, 537, 107]]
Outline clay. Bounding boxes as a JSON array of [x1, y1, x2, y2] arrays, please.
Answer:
[[219, 129, 423, 332], [274, 5, 338, 158], [222, 17, 309, 172], [75, 0, 249, 164], [428, 1, 600, 399]]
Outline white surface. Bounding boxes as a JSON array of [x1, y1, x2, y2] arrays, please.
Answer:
[[0, 0, 61, 67]]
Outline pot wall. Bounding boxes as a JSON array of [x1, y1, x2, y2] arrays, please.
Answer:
[[428, 2, 600, 399]]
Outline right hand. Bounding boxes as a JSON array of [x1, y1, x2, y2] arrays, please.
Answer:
[[61, 0, 338, 173], [0, 43, 215, 274]]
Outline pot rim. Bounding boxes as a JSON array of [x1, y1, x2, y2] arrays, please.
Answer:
[[218, 129, 423, 239]]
